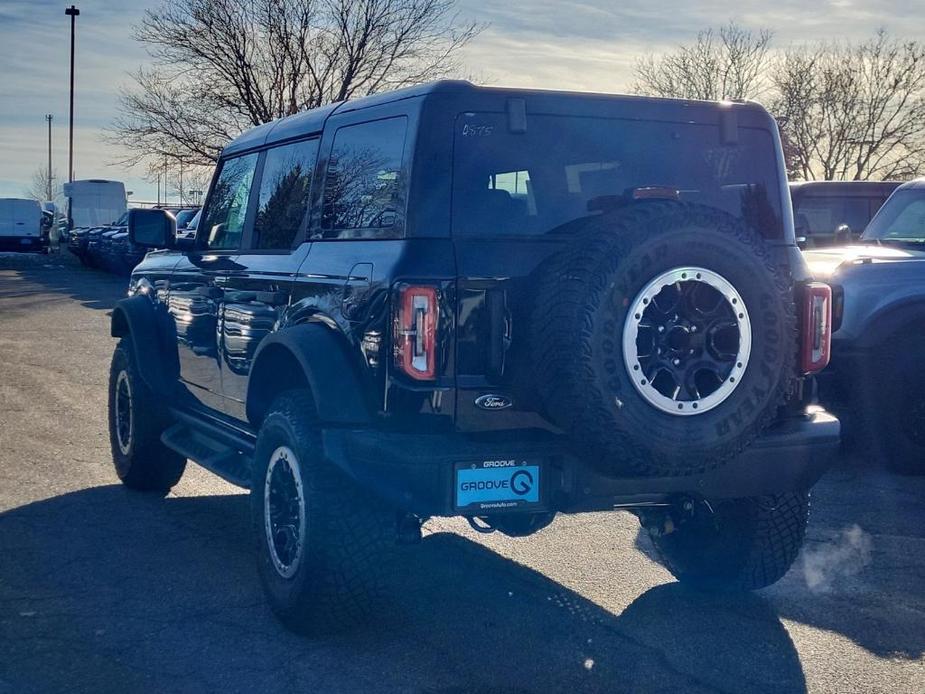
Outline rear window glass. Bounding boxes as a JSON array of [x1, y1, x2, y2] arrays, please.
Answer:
[[793, 196, 872, 238], [452, 113, 783, 239]]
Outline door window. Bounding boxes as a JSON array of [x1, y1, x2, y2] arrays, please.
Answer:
[[320, 117, 408, 238], [253, 139, 319, 250], [200, 153, 258, 250]]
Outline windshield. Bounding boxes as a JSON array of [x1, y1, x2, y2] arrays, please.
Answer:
[[175, 208, 198, 227], [862, 188, 925, 242], [452, 113, 783, 239]]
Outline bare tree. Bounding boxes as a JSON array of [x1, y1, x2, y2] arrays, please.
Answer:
[[25, 167, 61, 202], [634, 23, 773, 101], [773, 31, 925, 181], [111, 0, 481, 167]]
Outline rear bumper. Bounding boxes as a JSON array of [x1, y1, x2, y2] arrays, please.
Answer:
[[0, 236, 45, 252], [323, 406, 840, 516]]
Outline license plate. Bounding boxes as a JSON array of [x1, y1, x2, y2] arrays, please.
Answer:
[[455, 460, 542, 512]]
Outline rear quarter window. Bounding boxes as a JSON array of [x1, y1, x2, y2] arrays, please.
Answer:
[[320, 117, 408, 239]]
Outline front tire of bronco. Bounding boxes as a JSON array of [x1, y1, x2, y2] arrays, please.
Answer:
[[251, 391, 395, 634], [647, 492, 809, 591], [108, 338, 186, 493]]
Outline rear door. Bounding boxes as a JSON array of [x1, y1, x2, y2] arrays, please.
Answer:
[[219, 138, 319, 421]]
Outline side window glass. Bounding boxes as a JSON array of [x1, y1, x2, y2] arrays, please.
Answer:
[[321, 117, 408, 239], [200, 153, 258, 250], [253, 139, 318, 250]]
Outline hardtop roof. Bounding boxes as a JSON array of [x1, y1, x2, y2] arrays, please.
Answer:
[[221, 80, 774, 157]]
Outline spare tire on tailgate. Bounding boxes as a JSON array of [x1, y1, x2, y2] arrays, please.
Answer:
[[533, 201, 797, 477]]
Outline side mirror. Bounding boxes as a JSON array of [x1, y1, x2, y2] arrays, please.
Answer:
[[128, 208, 176, 248]]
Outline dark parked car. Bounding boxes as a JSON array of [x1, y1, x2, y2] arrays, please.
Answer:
[[108, 81, 837, 634], [86, 215, 127, 270], [790, 180, 900, 248], [805, 178, 925, 474], [67, 225, 91, 262]]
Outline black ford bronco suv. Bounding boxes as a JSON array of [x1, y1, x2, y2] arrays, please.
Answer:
[[109, 82, 838, 633]]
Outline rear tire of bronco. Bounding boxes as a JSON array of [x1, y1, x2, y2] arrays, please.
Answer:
[[108, 339, 186, 493], [251, 391, 395, 635], [648, 492, 809, 591], [533, 202, 797, 477]]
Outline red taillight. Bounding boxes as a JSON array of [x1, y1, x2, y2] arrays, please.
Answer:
[[394, 285, 439, 380], [801, 282, 832, 374]]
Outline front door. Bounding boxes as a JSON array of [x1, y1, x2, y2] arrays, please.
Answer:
[[171, 151, 258, 413]]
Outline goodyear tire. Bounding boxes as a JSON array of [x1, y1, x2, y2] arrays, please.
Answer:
[[252, 390, 395, 635], [533, 202, 797, 477], [108, 338, 186, 493], [648, 492, 809, 591]]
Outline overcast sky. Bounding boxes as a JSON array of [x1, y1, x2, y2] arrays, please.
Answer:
[[0, 0, 921, 200]]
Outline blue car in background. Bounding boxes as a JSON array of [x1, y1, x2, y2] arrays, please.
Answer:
[[805, 179, 925, 474]]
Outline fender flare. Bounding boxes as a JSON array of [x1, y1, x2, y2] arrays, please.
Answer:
[[246, 324, 372, 426], [854, 300, 925, 350], [110, 295, 179, 397]]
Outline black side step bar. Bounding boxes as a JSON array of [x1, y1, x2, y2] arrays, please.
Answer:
[[160, 410, 256, 489]]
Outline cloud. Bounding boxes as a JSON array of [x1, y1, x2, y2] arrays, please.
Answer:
[[1, 1, 924, 199], [0, 0, 150, 199]]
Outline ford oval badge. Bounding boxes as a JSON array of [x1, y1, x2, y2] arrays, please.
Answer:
[[475, 394, 512, 410]]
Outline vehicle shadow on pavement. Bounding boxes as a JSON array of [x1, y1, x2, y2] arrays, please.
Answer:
[[0, 485, 808, 693], [0, 252, 127, 315], [632, 465, 925, 663]]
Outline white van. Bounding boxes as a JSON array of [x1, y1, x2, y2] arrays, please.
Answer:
[[58, 179, 127, 233], [0, 198, 45, 253]]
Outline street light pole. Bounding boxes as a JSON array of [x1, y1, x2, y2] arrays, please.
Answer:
[[45, 114, 53, 200], [65, 5, 80, 183]]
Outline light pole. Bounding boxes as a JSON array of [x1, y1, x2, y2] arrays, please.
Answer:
[[45, 114, 53, 200], [65, 5, 80, 183]]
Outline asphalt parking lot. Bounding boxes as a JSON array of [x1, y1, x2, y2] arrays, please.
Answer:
[[0, 252, 923, 694]]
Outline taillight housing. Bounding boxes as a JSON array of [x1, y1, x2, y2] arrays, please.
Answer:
[[801, 282, 832, 374], [394, 284, 439, 380]]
